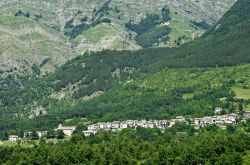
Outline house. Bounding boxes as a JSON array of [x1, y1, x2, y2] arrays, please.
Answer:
[[137, 120, 149, 128], [194, 118, 201, 125], [120, 122, 128, 129], [110, 121, 120, 131], [147, 121, 155, 128], [226, 113, 238, 123], [36, 131, 48, 138], [83, 130, 97, 137], [199, 116, 214, 126], [243, 112, 250, 119], [97, 123, 107, 129], [9, 135, 20, 142], [88, 124, 100, 131], [24, 131, 32, 138], [175, 116, 186, 122], [126, 120, 137, 127], [155, 120, 170, 129], [215, 107, 223, 114], [106, 122, 112, 130], [56, 124, 76, 136]]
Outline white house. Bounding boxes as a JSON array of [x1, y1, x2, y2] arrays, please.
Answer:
[[243, 112, 250, 119], [9, 135, 20, 142], [111, 121, 120, 130], [147, 121, 155, 128], [194, 118, 201, 125], [83, 130, 97, 137], [97, 123, 107, 129], [88, 124, 100, 131], [175, 116, 186, 122], [137, 120, 148, 128], [56, 124, 76, 136], [215, 107, 223, 114], [36, 131, 48, 138], [155, 120, 170, 129], [120, 122, 128, 129]]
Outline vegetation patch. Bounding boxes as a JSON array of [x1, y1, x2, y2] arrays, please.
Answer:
[[182, 93, 195, 100], [76, 23, 117, 44], [233, 87, 250, 100], [125, 6, 172, 48]]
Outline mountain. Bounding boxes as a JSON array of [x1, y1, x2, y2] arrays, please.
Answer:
[[153, 0, 250, 68], [0, 0, 249, 130], [2, 1, 250, 164], [1, 0, 235, 51], [0, 0, 235, 75], [0, 15, 75, 74]]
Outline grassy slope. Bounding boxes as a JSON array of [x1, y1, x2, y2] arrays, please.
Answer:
[[0, 15, 75, 74]]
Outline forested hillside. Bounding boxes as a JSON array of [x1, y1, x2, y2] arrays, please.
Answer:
[[2, 0, 250, 164], [0, 0, 249, 131]]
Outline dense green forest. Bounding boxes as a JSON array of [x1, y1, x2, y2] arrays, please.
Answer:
[[1, 123, 250, 164]]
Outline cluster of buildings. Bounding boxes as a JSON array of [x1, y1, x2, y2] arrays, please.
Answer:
[[192, 113, 238, 129], [8, 125, 76, 142], [6, 108, 250, 142], [83, 116, 186, 136], [83, 113, 241, 136]]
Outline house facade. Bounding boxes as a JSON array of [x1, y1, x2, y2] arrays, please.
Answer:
[[36, 131, 48, 138], [9, 135, 20, 142], [56, 124, 76, 136]]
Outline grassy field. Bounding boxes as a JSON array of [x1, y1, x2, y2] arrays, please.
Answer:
[[232, 87, 250, 100], [76, 24, 118, 44], [168, 8, 202, 47], [0, 138, 63, 148], [244, 104, 250, 112]]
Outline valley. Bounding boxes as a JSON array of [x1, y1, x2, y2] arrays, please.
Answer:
[[1, 0, 250, 164]]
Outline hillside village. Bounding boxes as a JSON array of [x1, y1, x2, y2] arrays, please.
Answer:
[[82, 113, 239, 136], [6, 107, 250, 142]]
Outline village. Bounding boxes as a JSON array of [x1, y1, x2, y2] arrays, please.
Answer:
[[4, 107, 250, 143]]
